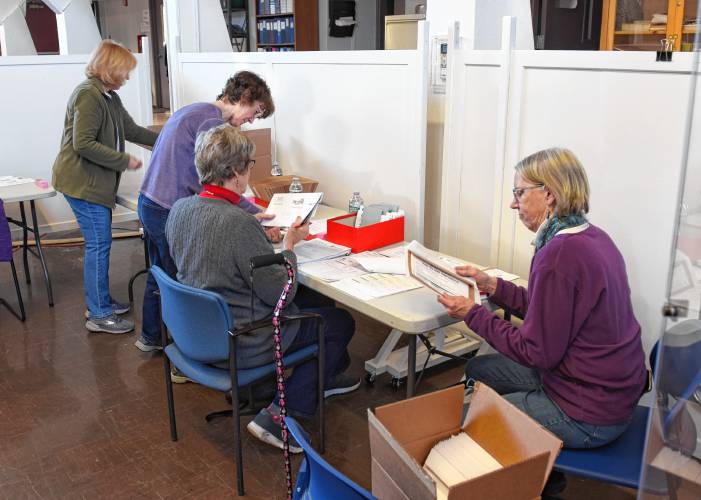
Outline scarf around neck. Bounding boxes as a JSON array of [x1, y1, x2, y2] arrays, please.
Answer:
[[534, 213, 588, 253]]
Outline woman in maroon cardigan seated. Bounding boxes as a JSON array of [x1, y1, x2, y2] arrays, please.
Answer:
[[438, 147, 646, 449]]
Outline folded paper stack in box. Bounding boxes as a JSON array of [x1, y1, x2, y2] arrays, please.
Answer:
[[249, 175, 319, 202], [368, 383, 562, 500]]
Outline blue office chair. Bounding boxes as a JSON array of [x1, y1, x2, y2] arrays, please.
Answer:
[[554, 405, 652, 489], [287, 417, 375, 500], [0, 199, 24, 321], [150, 265, 326, 496], [553, 340, 665, 492]]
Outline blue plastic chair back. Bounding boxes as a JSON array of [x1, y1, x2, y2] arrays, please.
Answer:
[[0, 200, 12, 262], [150, 265, 234, 363], [657, 319, 701, 397], [287, 417, 375, 500]]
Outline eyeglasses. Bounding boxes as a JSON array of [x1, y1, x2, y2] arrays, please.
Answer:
[[512, 184, 544, 201], [253, 105, 265, 119]]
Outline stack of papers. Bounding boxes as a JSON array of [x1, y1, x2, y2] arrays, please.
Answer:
[[406, 241, 481, 303], [262, 192, 323, 228], [294, 238, 351, 264], [329, 273, 421, 301], [423, 433, 502, 498], [353, 251, 406, 275], [308, 218, 328, 236], [0, 176, 34, 187], [377, 244, 408, 258], [299, 256, 369, 282]]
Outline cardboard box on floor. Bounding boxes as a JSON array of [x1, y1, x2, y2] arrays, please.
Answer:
[[368, 383, 562, 500]]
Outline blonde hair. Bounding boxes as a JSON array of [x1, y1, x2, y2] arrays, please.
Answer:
[[515, 148, 590, 217], [85, 40, 136, 87]]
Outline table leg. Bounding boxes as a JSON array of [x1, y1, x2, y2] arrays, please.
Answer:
[[406, 335, 417, 398], [30, 200, 54, 307], [19, 202, 30, 283]]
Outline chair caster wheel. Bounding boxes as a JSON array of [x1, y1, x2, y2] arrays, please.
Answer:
[[365, 373, 376, 385]]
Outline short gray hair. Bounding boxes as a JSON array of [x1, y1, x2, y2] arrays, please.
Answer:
[[194, 124, 256, 185]]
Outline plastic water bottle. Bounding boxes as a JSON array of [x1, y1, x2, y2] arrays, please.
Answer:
[[348, 192, 364, 213], [271, 160, 282, 176], [289, 176, 303, 193]]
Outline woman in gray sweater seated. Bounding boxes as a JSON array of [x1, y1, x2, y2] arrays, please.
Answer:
[[166, 124, 359, 452]]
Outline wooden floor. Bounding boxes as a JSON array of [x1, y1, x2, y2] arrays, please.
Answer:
[[0, 227, 638, 499]]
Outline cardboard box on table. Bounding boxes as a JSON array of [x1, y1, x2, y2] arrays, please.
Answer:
[[368, 383, 562, 499], [241, 128, 273, 183], [249, 175, 319, 202]]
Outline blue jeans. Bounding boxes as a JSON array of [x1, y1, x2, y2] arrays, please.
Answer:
[[278, 306, 354, 417], [466, 353, 629, 448], [64, 195, 114, 319], [138, 194, 177, 343]]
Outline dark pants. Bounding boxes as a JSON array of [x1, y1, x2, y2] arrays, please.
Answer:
[[466, 353, 629, 448], [279, 306, 354, 417], [138, 194, 177, 343]]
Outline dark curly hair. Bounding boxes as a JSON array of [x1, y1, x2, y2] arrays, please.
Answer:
[[216, 71, 275, 118]]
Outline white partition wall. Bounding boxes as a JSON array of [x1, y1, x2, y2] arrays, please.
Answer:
[[440, 42, 695, 354], [0, 52, 153, 232], [0, 1, 37, 56], [43, 0, 101, 55], [171, 32, 429, 241]]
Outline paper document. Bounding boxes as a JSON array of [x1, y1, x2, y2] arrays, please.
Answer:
[[329, 273, 421, 301], [0, 176, 34, 187], [353, 253, 406, 275], [406, 241, 480, 303], [377, 244, 408, 259], [308, 218, 328, 236], [294, 238, 351, 264], [484, 268, 519, 282], [423, 432, 502, 498], [299, 256, 369, 282], [262, 192, 323, 228]]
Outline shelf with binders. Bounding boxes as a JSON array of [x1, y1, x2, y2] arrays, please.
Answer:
[[256, 16, 295, 46], [257, 12, 293, 19], [255, 0, 317, 51], [257, 0, 295, 16], [257, 46, 295, 52]]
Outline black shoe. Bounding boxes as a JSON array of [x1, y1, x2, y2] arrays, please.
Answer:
[[246, 405, 303, 454], [324, 372, 361, 398], [542, 471, 567, 498]]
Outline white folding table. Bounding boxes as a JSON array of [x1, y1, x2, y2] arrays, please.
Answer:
[[297, 205, 484, 398], [0, 182, 57, 306]]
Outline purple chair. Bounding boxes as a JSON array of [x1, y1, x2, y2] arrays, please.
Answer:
[[0, 199, 25, 321]]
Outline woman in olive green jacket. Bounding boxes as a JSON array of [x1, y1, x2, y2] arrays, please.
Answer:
[[52, 40, 158, 334]]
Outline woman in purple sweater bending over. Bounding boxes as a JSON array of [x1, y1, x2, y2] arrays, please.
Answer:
[[438, 148, 646, 450]]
